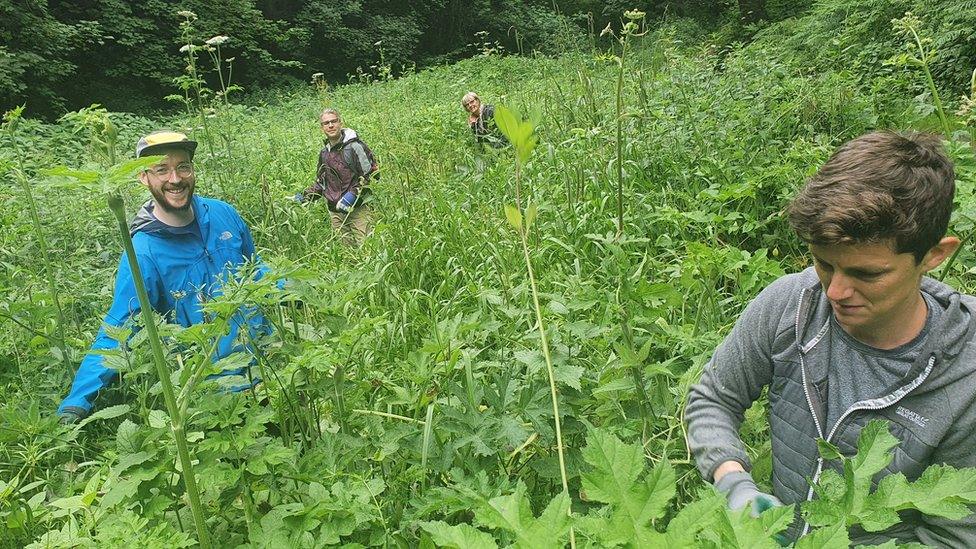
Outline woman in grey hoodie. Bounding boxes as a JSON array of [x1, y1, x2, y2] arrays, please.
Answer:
[[686, 131, 976, 546]]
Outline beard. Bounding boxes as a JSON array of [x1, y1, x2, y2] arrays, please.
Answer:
[[149, 181, 195, 214]]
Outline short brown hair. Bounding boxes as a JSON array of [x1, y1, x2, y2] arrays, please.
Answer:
[[787, 131, 955, 263]]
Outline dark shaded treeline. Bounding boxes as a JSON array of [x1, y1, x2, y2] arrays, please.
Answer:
[[2, 0, 751, 119]]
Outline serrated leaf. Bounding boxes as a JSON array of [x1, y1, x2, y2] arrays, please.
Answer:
[[473, 486, 569, 549], [581, 429, 644, 503], [116, 419, 141, 454], [42, 166, 101, 186], [580, 428, 675, 545], [474, 483, 533, 534], [864, 465, 976, 530], [719, 505, 791, 549], [663, 489, 725, 547], [148, 409, 169, 429], [519, 491, 572, 548], [554, 364, 584, 391], [75, 404, 130, 430], [592, 376, 635, 395], [852, 420, 898, 476], [514, 349, 545, 376], [419, 520, 498, 549], [805, 420, 976, 536], [795, 521, 849, 549]]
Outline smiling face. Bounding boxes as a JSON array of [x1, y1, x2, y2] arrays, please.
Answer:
[[463, 97, 481, 115], [139, 149, 195, 215], [810, 238, 956, 347]]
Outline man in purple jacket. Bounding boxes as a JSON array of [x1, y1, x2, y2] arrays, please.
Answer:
[[297, 108, 378, 247]]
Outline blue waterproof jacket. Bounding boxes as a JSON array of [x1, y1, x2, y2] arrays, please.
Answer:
[[58, 196, 271, 417]]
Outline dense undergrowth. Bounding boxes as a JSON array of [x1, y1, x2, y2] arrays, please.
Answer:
[[3, 3, 976, 547]]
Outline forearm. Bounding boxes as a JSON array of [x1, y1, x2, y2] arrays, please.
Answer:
[[686, 375, 754, 480], [58, 332, 121, 415], [713, 460, 747, 483]]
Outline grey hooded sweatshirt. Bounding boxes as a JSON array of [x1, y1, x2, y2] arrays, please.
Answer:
[[686, 267, 976, 546]]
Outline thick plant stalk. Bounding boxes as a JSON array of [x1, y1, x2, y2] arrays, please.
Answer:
[[106, 193, 211, 549]]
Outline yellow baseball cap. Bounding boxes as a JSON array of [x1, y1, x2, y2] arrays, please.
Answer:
[[135, 131, 198, 158]]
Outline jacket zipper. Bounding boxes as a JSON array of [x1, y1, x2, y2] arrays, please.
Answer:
[[796, 288, 937, 536]]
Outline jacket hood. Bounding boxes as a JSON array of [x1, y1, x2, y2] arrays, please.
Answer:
[[129, 200, 164, 236], [324, 128, 359, 150], [128, 197, 202, 236]]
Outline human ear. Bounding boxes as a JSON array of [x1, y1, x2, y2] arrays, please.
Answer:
[[922, 236, 961, 272]]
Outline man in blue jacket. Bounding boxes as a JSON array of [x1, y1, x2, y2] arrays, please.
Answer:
[[58, 131, 271, 423]]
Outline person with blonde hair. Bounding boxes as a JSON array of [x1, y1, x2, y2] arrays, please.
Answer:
[[461, 91, 503, 147]]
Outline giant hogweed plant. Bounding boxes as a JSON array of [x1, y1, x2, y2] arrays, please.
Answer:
[[421, 421, 976, 548]]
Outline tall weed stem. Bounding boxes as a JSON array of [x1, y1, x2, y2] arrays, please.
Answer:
[[106, 193, 211, 549]]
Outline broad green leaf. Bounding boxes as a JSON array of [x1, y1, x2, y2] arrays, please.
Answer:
[[494, 105, 538, 164], [419, 520, 498, 549], [796, 521, 849, 549], [581, 428, 645, 504], [817, 439, 843, 461], [716, 505, 792, 549], [42, 166, 101, 187], [116, 419, 141, 454], [863, 465, 976, 531], [852, 420, 898, 476], [148, 409, 170, 429], [805, 420, 976, 536], [75, 404, 130, 430], [505, 204, 523, 231], [475, 483, 533, 534], [493, 105, 519, 144], [525, 201, 538, 230], [519, 491, 572, 548], [663, 489, 725, 547], [804, 469, 851, 527], [473, 484, 569, 548], [554, 363, 584, 391], [107, 156, 157, 182], [580, 428, 675, 545]]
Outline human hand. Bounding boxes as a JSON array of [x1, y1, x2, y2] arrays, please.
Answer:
[[714, 471, 783, 517], [336, 191, 357, 212]]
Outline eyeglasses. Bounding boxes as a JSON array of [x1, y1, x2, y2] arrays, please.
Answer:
[[320, 119, 340, 126], [146, 163, 194, 178]]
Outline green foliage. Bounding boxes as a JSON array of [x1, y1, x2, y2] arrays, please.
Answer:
[[806, 420, 976, 533], [4, 4, 976, 545]]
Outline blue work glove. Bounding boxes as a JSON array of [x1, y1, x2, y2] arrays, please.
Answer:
[[336, 191, 357, 212], [715, 471, 783, 517], [293, 192, 305, 204]]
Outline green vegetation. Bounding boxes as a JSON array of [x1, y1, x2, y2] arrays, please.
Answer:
[[2, 1, 976, 546]]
